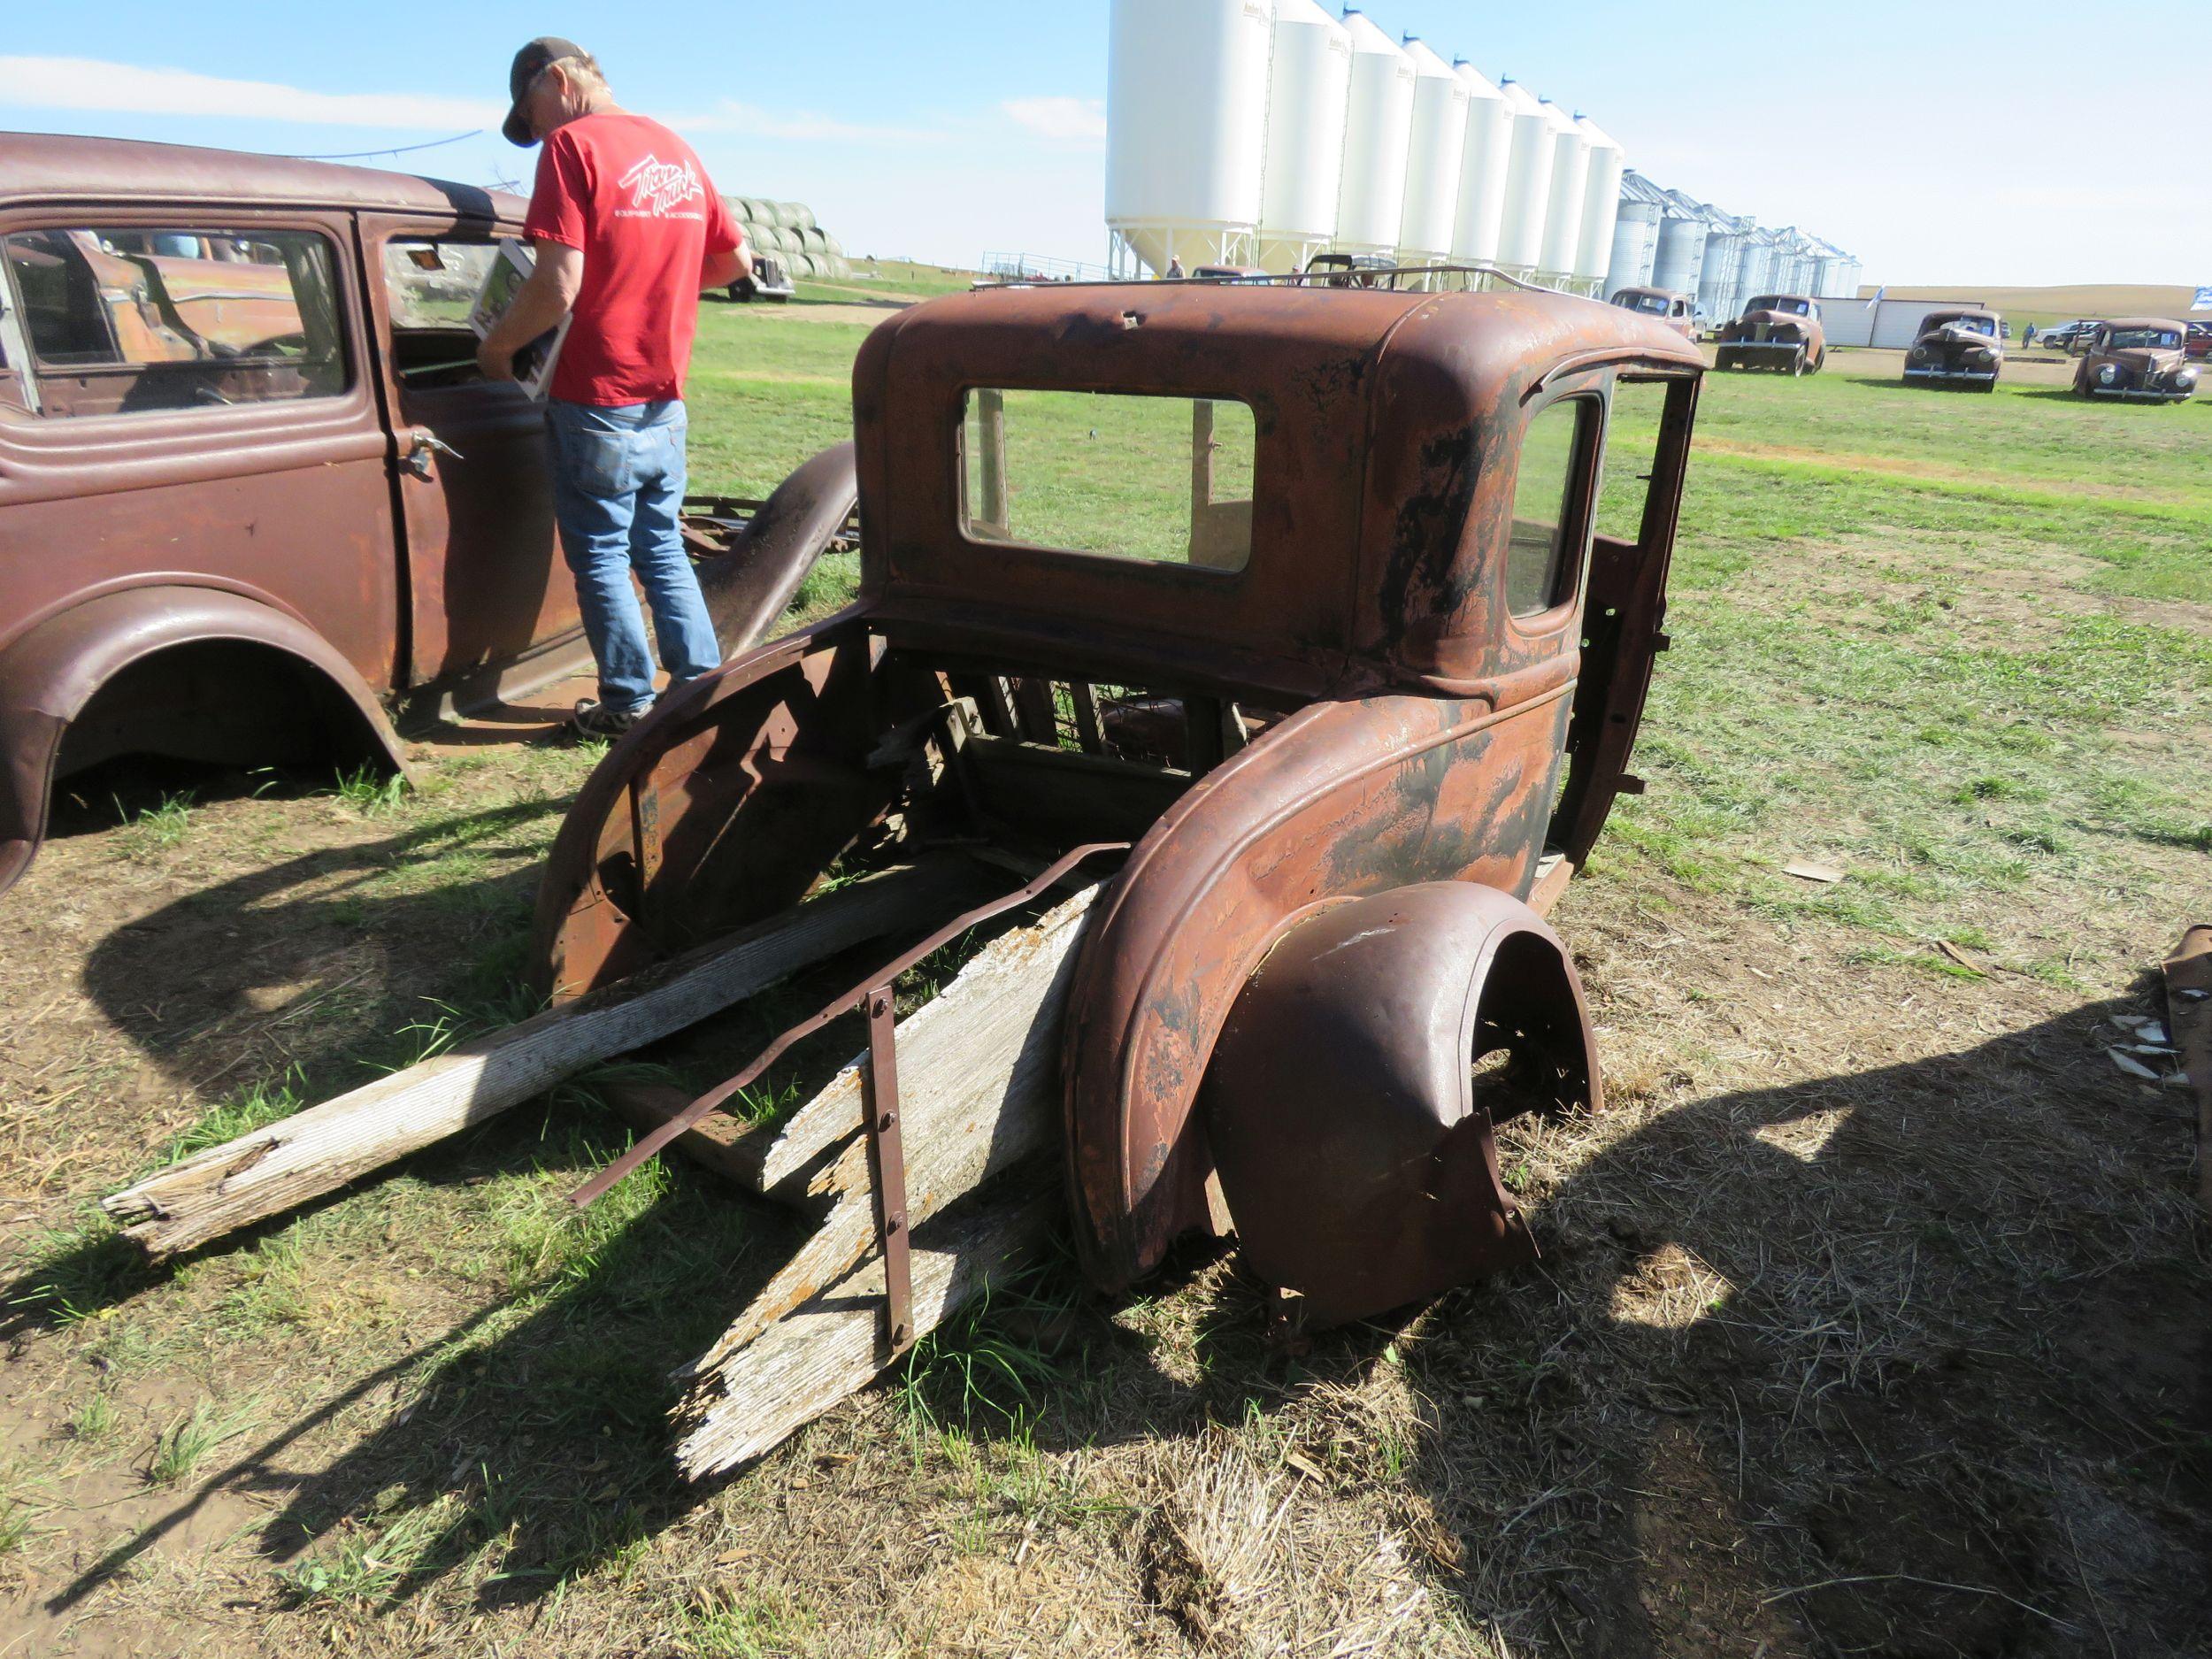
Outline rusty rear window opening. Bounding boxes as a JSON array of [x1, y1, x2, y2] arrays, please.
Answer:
[[959, 388, 1257, 573], [1506, 396, 1600, 620], [1, 227, 346, 419]]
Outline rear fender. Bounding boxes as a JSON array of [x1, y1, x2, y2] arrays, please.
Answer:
[[527, 610, 903, 999], [695, 442, 856, 654], [1063, 684, 1573, 1291], [1200, 882, 1597, 1330], [0, 586, 408, 899]]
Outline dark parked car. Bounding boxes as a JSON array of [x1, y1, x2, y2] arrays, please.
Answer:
[[2071, 319, 2200, 403], [727, 250, 795, 303], [2041, 319, 2104, 356], [1903, 308, 2005, 391], [2185, 320, 2212, 361], [1713, 294, 1825, 374], [0, 134, 847, 898]]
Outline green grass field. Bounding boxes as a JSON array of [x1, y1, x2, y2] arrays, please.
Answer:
[[1, 287, 2206, 1656]]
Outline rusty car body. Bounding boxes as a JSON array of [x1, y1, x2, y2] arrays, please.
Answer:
[[0, 134, 849, 898], [2073, 318, 2200, 403], [533, 279, 1703, 1384], [1904, 307, 2005, 390], [1712, 293, 1825, 374], [1609, 285, 1696, 339]]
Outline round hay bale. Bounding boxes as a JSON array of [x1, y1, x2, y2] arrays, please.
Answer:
[[753, 200, 785, 229], [826, 256, 852, 281], [801, 226, 829, 253], [821, 233, 845, 260], [780, 202, 812, 231]]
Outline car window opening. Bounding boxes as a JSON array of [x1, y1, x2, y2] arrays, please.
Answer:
[[961, 389, 1257, 572], [1, 227, 346, 419]]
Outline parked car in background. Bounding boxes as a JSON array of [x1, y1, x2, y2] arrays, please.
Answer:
[[1608, 285, 1697, 339], [1191, 264, 1269, 283], [1903, 309, 2005, 391], [1712, 295, 1825, 374], [1302, 251, 1399, 288], [2185, 320, 2212, 360], [727, 250, 795, 303], [2071, 319, 2199, 403], [0, 134, 849, 899]]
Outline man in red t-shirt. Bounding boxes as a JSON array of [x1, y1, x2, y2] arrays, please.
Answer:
[[479, 37, 751, 736]]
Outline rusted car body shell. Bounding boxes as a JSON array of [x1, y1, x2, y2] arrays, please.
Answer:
[[1904, 308, 2005, 389], [531, 283, 1703, 1292], [1713, 295, 1825, 373], [2072, 317, 2199, 403], [1609, 286, 1696, 338]]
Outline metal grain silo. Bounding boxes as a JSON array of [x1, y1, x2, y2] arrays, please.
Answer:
[[1735, 229, 1780, 316], [1494, 77, 1555, 273], [1571, 112, 1624, 286], [1256, 0, 1353, 272], [1650, 192, 1707, 298], [1105, 0, 1273, 276], [1697, 214, 1747, 322], [1448, 59, 1511, 265], [1395, 36, 1468, 265], [1536, 99, 1589, 278], [1605, 173, 1664, 297], [1333, 8, 1417, 257]]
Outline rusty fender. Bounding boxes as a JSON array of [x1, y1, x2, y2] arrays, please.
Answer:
[[694, 443, 857, 657], [1062, 680, 1573, 1291], [527, 610, 903, 999], [1202, 881, 1597, 1331], [0, 586, 409, 899]]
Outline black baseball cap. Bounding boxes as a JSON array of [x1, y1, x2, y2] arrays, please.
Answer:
[[503, 36, 589, 146]]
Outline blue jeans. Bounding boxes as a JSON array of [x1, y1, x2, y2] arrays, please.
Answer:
[[546, 397, 722, 714]]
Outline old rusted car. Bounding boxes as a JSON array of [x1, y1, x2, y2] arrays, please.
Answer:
[[1712, 293, 1825, 374], [1903, 308, 2005, 391], [0, 134, 848, 898], [520, 280, 1706, 1471], [2071, 318, 2200, 403], [1609, 285, 1696, 339]]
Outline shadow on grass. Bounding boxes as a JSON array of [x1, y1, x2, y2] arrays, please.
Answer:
[[30, 985, 2208, 1644]]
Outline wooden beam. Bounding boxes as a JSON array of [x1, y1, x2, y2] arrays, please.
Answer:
[[100, 861, 984, 1260], [672, 1185, 1056, 1480], [683, 881, 1098, 1378]]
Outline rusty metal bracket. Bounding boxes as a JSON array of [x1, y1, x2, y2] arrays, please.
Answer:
[[568, 839, 1131, 1210], [861, 987, 914, 1354]]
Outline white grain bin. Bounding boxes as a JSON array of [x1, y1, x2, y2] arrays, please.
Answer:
[[1332, 8, 1417, 257], [1571, 113, 1624, 286], [1448, 59, 1512, 265], [1605, 201, 1661, 299], [1493, 78, 1555, 272], [1256, 0, 1353, 272], [1697, 216, 1747, 321], [1394, 35, 1468, 265], [1105, 0, 1274, 276], [1535, 100, 1588, 278], [1650, 191, 1707, 296], [1734, 230, 1780, 317]]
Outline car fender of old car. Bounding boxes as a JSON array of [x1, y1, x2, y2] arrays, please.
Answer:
[[0, 583, 411, 896]]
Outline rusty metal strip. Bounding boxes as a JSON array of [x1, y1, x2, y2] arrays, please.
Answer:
[[861, 987, 913, 1352], [568, 840, 1131, 1209], [2162, 926, 2212, 1213]]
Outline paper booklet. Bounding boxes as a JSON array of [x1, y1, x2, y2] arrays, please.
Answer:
[[466, 238, 572, 400]]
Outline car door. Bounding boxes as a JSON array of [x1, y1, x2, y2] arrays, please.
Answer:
[[358, 213, 576, 692], [0, 210, 402, 689]]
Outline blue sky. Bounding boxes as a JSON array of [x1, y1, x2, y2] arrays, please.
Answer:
[[1, 1, 2202, 286]]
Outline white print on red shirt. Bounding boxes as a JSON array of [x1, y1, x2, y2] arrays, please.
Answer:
[[614, 154, 704, 218]]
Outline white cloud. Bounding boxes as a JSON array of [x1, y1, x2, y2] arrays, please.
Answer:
[[0, 56, 501, 130], [1002, 96, 1106, 146], [674, 101, 943, 145]]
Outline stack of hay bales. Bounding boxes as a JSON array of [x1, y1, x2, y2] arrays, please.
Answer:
[[722, 197, 852, 284]]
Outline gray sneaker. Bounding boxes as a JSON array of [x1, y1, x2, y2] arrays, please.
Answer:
[[571, 698, 650, 740]]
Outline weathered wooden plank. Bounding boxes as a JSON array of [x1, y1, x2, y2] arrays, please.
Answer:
[[598, 1080, 781, 1197], [672, 1186, 1056, 1480], [685, 882, 1098, 1375], [100, 861, 981, 1259], [753, 880, 1101, 1194]]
